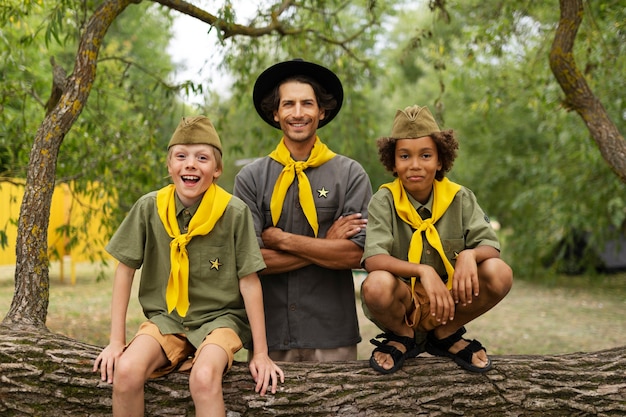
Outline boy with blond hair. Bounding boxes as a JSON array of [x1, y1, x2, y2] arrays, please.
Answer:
[[94, 116, 283, 416]]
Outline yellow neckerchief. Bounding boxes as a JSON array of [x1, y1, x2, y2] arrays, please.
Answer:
[[156, 183, 231, 317], [381, 177, 461, 291], [268, 136, 336, 237]]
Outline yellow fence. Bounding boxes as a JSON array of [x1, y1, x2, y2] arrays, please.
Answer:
[[0, 180, 111, 284]]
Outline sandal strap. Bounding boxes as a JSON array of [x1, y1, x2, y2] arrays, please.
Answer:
[[454, 339, 486, 365], [427, 326, 466, 351], [371, 340, 405, 362], [370, 332, 417, 352], [369, 332, 420, 374], [465, 339, 486, 353]]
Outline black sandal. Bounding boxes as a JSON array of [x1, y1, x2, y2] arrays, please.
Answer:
[[425, 327, 493, 373], [369, 332, 419, 374]]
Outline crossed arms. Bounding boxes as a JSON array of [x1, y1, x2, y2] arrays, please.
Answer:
[[259, 213, 367, 274]]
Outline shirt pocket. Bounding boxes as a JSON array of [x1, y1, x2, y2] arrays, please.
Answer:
[[442, 238, 466, 265]]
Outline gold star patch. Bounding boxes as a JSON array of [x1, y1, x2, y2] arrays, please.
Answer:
[[317, 187, 329, 198], [210, 258, 222, 270]]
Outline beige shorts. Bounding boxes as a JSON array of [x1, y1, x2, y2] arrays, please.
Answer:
[[131, 321, 243, 378], [361, 279, 439, 334], [404, 281, 440, 332]]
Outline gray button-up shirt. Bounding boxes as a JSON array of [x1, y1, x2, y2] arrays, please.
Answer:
[[234, 153, 372, 351]]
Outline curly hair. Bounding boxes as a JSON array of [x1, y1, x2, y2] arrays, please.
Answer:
[[376, 129, 459, 181]]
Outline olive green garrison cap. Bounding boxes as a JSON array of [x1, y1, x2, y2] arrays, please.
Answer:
[[168, 116, 222, 152], [389, 105, 440, 139]]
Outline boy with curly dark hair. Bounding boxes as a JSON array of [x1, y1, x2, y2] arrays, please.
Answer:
[[361, 105, 513, 374]]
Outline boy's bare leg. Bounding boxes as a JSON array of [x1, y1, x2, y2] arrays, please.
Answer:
[[361, 270, 415, 371], [189, 344, 229, 417], [431, 258, 513, 367], [113, 335, 168, 417]]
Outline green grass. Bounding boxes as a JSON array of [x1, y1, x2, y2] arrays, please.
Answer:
[[1, 262, 625, 359]]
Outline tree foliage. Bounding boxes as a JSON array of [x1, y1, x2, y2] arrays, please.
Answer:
[[0, 0, 400, 328], [0, 0, 185, 257], [354, 0, 626, 275], [1, 0, 624, 329]]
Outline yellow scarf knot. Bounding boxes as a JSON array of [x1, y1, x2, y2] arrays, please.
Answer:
[[156, 183, 231, 317], [268, 136, 336, 237], [382, 177, 461, 291]]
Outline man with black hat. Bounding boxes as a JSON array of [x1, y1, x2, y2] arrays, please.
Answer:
[[234, 60, 372, 362]]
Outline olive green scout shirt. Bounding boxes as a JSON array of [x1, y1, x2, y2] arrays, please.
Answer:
[[106, 191, 266, 348], [363, 185, 500, 282]]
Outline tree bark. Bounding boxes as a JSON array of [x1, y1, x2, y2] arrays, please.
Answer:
[[4, 0, 134, 329], [549, 0, 626, 184], [1, 327, 624, 416]]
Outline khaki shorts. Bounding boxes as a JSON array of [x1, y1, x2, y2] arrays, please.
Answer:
[[361, 279, 439, 334], [405, 281, 440, 332], [130, 321, 243, 378]]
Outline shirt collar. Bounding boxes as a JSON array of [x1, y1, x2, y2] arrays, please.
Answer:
[[174, 193, 202, 217], [407, 188, 434, 214]]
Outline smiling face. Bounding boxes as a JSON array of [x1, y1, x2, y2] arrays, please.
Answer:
[[393, 137, 442, 204], [273, 81, 325, 150], [167, 143, 222, 207]]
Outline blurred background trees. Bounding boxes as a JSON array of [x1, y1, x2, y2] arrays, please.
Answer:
[[213, 0, 626, 276], [1, 0, 624, 287]]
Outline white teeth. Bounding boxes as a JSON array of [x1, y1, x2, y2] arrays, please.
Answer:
[[182, 176, 199, 180]]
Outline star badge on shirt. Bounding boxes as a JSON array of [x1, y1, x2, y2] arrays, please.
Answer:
[[210, 258, 222, 270], [317, 187, 329, 198]]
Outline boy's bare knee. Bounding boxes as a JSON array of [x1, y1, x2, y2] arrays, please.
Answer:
[[362, 271, 402, 311], [189, 364, 224, 397], [362, 271, 392, 299], [479, 258, 513, 298], [494, 260, 513, 295], [189, 344, 228, 398], [113, 356, 146, 393]]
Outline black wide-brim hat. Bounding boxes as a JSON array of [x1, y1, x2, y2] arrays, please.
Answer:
[[253, 59, 343, 129]]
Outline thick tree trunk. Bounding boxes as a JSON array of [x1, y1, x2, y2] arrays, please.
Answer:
[[1, 327, 624, 416], [4, 0, 133, 329]]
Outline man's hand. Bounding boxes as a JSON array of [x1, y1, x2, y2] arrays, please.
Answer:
[[261, 217, 365, 271], [261, 226, 288, 251], [325, 213, 367, 239]]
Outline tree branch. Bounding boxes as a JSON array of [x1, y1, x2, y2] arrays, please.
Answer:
[[549, 0, 626, 184], [153, 0, 301, 39]]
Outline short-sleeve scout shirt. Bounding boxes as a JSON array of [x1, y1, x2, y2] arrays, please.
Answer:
[[363, 185, 500, 281], [233, 154, 372, 351], [106, 191, 266, 348]]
